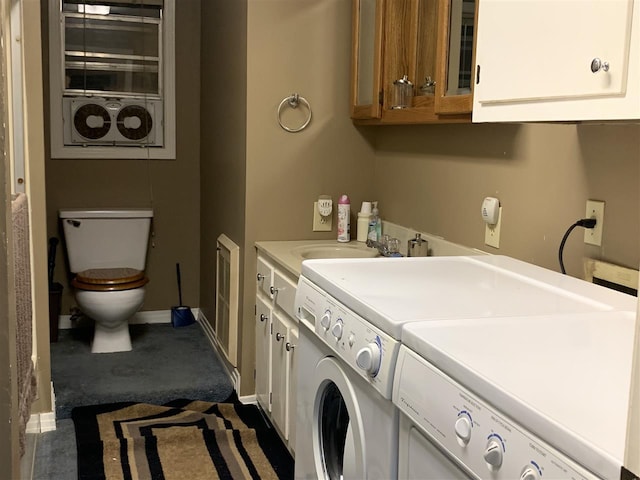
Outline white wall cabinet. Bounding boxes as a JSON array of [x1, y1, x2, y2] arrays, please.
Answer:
[[255, 253, 298, 455], [473, 0, 640, 122]]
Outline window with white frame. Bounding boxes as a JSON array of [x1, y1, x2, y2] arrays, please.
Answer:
[[49, 0, 175, 159]]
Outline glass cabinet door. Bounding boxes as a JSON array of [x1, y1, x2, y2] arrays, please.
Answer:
[[351, 0, 384, 119], [435, 0, 476, 114]]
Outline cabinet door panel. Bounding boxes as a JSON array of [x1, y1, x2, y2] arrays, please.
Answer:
[[351, 0, 384, 119], [475, 0, 633, 104], [255, 297, 272, 412], [287, 327, 298, 454], [271, 312, 290, 439]]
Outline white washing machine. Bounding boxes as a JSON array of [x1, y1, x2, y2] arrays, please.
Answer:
[[393, 311, 638, 480], [295, 317, 399, 479], [293, 255, 636, 479]]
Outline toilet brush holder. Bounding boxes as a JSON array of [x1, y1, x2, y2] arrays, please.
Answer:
[[171, 263, 195, 327], [171, 305, 195, 327]]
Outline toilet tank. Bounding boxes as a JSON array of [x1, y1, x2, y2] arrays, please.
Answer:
[[59, 208, 153, 273]]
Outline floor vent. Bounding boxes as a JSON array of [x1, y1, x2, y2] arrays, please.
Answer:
[[216, 234, 240, 367]]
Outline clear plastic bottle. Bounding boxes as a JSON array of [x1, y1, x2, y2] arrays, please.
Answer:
[[367, 204, 381, 242], [337, 194, 351, 242]]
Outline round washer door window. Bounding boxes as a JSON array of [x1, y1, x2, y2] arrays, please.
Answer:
[[312, 357, 366, 479]]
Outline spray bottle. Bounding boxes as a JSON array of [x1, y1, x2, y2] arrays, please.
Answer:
[[337, 194, 351, 242]]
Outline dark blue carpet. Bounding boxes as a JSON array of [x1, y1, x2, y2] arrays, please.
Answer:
[[50, 322, 234, 419]]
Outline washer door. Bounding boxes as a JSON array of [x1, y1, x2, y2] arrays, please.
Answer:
[[312, 357, 366, 480]]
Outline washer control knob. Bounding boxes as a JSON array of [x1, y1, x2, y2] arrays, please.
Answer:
[[483, 440, 503, 470], [520, 467, 540, 480], [331, 319, 344, 340], [348, 333, 356, 347], [454, 416, 472, 445], [356, 343, 381, 376], [320, 311, 331, 331]]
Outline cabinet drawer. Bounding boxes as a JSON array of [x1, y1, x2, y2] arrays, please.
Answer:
[[256, 256, 274, 297], [273, 270, 297, 318]]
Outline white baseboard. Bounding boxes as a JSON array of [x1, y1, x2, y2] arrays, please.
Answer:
[[197, 311, 241, 394], [58, 309, 201, 330], [26, 382, 56, 433]]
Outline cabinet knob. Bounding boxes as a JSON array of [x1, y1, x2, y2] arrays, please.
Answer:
[[259, 313, 268, 322], [286, 342, 296, 352], [256, 273, 265, 281], [590, 58, 609, 73], [270, 286, 278, 295], [275, 332, 285, 342]]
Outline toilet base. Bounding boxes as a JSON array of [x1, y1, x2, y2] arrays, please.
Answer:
[[91, 321, 132, 353]]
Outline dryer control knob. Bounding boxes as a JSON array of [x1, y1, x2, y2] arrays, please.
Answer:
[[483, 440, 503, 470], [454, 416, 472, 445], [520, 467, 540, 480], [320, 311, 331, 331], [331, 319, 344, 340], [356, 343, 381, 376]]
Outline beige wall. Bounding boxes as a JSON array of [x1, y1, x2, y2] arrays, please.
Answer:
[[372, 123, 640, 276], [199, 0, 248, 336], [235, 0, 376, 394], [45, 4, 202, 314]]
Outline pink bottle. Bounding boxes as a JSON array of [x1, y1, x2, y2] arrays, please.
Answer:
[[337, 194, 350, 242]]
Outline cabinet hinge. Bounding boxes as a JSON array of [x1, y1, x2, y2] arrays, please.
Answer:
[[378, 90, 384, 105], [476, 65, 481, 85], [270, 323, 273, 335], [254, 304, 256, 315], [269, 392, 272, 405]]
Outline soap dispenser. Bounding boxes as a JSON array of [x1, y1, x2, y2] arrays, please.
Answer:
[[407, 233, 428, 257]]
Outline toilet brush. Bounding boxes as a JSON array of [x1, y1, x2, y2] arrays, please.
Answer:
[[171, 263, 195, 327]]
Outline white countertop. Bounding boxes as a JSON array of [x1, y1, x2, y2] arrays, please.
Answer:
[[299, 255, 637, 339]]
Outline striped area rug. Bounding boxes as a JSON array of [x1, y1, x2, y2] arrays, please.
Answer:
[[72, 397, 294, 480]]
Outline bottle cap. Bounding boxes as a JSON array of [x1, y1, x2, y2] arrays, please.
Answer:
[[339, 194, 350, 204], [360, 201, 372, 214]]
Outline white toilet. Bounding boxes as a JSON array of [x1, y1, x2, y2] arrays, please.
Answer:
[[59, 208, 153, 353]]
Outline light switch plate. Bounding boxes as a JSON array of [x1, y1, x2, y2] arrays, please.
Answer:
[[484, 206, 502, 248], [313, 202, 332, 231]]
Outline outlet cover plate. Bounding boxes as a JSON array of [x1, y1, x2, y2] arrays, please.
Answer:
[[313, 202, 332, 231], [484, 206, 502, 248], [584, 200, 604, 246]]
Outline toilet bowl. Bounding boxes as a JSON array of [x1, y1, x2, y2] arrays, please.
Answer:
[[59, 208, 153, 354], [73, 268, 149, 353]]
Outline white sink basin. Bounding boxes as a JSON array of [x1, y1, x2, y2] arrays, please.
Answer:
[[293, 244, 379, 260]]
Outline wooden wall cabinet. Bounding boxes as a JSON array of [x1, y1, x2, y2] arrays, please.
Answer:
[[351, 0, 476, 124]]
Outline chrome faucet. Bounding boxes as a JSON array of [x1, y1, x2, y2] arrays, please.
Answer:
[[366, 237, 402, 257]]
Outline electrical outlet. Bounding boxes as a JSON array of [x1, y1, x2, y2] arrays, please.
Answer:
[[313, 202, 332, 231], [584, 200, 605, 246], [484, 206, 502, 248]]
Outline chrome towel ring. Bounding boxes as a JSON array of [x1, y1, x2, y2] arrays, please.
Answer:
[[277, 93, 312, 133]]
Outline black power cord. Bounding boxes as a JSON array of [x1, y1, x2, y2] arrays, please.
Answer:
[[558, 218, 597, 274]]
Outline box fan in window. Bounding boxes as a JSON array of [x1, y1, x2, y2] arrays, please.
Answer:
[[63, 97, 164, 147]]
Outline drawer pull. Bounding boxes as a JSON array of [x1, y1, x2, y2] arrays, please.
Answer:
[[259, 313, 268, 322], [257, 273, 265, 281], [275, 332, 285, 342], [286, 342, 296, 352], [270, 286, 278, 295]]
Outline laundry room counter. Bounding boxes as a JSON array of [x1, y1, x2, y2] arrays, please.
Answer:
[[255, 239, 377, 278]]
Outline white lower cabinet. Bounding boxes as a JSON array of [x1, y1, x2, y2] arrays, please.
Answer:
[[255, 252, 299, 455]]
